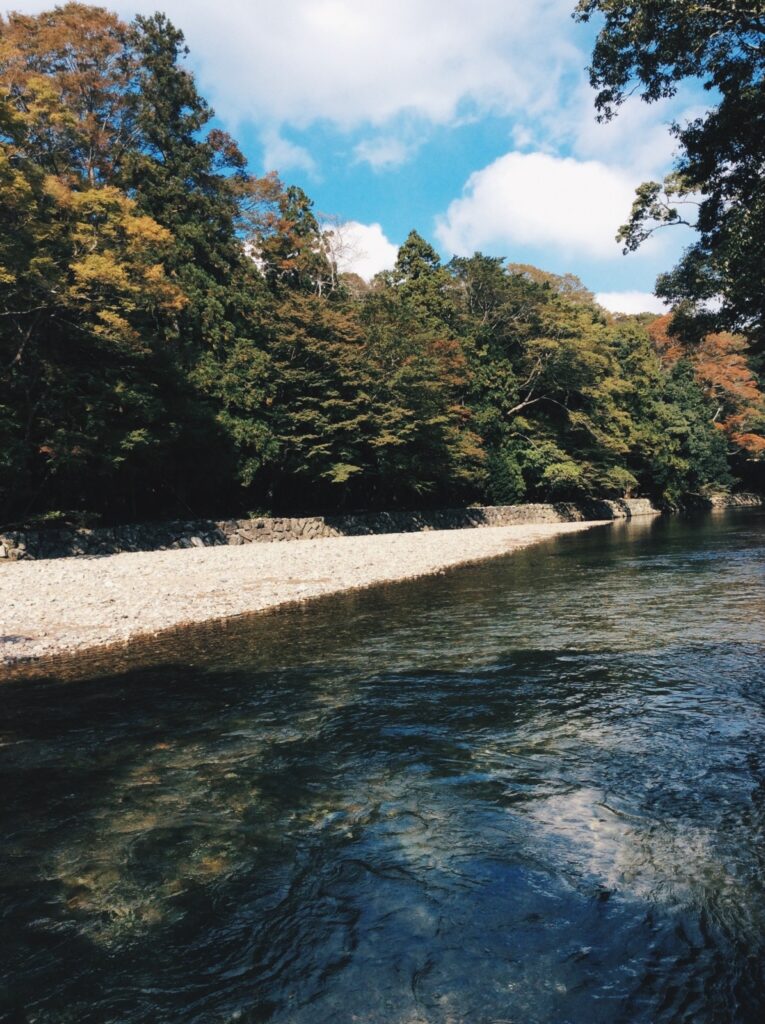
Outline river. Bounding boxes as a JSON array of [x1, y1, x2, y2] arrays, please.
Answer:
[[1, 510, 764, 1023]]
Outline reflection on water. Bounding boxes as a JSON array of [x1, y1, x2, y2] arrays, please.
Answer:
[[1, 510, 764, 1023]]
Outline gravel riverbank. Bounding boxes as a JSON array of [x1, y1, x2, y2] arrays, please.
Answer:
[[0, 520, 606, 670]]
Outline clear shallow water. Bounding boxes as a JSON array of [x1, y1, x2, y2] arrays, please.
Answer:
[[1, 510, 764, 1024]]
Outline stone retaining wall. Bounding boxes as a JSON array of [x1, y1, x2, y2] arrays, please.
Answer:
[[707, 493, 764, 509], [0, 497, 669, 562]]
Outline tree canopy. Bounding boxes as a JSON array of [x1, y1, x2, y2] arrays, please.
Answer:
[[575, 0, 765, 354], [0, 2, 762, 527]]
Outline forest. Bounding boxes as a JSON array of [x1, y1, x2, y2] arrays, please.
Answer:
[[1, 2, 764, 527]]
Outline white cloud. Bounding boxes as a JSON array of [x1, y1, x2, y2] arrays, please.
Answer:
[[353, 136, 412, 171], [330, 221, 398, 281], [571, 92, 681, 176], [435, 151, 648, 260], [4, 0, 578, 162], [6, 0, 701, 182], [596, 291, 669, 315], [510, 79, 695, 181], [157, 0, 576, 130], [260, 128, 317, 176]]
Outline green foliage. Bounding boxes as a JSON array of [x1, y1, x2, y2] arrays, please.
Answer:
[[658, 361, 733, 502], [358, 282, 485, 506], [255, 185, 336, 296], [541, 459, 589, 498], [263, 293, 375, 508], [393, 231, 442, 282], [486, 445, 526, 505], [0, 3, 753, 525], [575, 0, 765, 353]]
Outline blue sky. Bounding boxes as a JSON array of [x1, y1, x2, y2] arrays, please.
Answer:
[[9, 0, 709, 312]]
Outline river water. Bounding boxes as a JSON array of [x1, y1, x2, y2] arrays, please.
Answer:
[[1, 510, 764, 1024]]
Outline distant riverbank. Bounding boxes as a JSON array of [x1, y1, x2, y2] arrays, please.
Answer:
[[0, 497, 662, 561], [3, 495, 761, 563], [0, 521, 605, 671]]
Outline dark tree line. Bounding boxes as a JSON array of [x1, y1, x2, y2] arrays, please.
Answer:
[[1, 3, 762, 528]]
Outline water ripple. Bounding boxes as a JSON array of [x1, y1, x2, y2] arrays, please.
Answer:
[[0, 510, 764, 1023]]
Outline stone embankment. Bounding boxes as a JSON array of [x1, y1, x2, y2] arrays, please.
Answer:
[[0, 497, 662, 562], [707, 493, 763, 509]]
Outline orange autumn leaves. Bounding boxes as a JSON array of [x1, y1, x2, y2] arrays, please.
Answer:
[[648, 315, 765, 456]]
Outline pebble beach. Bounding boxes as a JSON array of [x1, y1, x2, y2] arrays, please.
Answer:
[[0, 520, 606, 670]]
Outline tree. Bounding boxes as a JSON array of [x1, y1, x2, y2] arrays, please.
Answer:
[[380, 230, 462, 333], [252, 183, 336, 296], [0, 106, 184, 520], [392, 230, 442, 282], [124, 12, 278, 509], [575, 0, 765, 353], [358, 235, 485, 505], [449, 257, 638, 502], [648, 314, 765, 459], [0, 3, 139, 184], [0, 4, 273, 519], [126, 10, 258, 358], [263, 293, 376, 508], [359, 285, 485, 506]]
